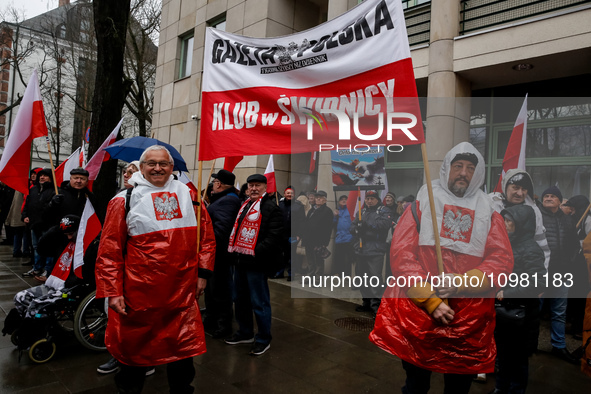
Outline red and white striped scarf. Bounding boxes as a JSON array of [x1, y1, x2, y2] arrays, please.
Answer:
[[228, 197, 263, 256]]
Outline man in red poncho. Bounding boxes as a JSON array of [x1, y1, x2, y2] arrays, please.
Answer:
[[370, 142, 513, 394], [95, 146, 215, 393]]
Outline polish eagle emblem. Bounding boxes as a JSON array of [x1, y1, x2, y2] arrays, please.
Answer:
[[441, 206, 474, 242], [239, 227, 257, 244], [152, 192, 182, 220]]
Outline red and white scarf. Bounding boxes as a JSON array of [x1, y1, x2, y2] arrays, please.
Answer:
[[228, 197, 263, 256], [45, 242, 76, 290]]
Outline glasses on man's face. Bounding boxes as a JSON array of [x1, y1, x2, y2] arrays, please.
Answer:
[[144, 161, 171, 168]]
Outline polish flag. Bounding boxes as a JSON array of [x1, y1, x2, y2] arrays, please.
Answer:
[[264, 154, 276, 193], [309, 152, 317, 174], [223, 156, 243, 172], [73, 197, 101, 278], [494, 95, 528, 193], [54, 147, 82, 186], [0, 69, 48, 194], [178, 172, 199, 194], [84, 118, 123, 191]]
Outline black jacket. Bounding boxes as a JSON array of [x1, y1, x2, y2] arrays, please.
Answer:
[[22, 181, 55, 232], [350, 203, 392, 256], [233, 194, 284, 273], [498, 205, 546, 354], [501, 205, 546, 299], [46, 181, 97, 227], [537, 202, 578, 274], [207, 187, 241, 260], [302, 204, 334, 248]]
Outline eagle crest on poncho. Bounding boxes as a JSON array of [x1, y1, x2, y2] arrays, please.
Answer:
[[442, 208, 473, 241], [153, 192, 182, 220]]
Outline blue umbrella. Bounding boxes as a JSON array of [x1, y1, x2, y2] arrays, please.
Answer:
[[104, 136, 188, 172]]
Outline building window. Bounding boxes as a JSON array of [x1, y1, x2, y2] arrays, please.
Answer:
[[471, 96, 591, 198], [178, 33, 194, 79], [209, 15, 226, 31], [56, 24, 66, 39]]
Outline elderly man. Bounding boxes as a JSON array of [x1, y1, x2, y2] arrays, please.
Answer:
[[350, 190, 393, 317], [371, 142, 513, 394], [204, 169, 241, 339], [225, 174, 283, 356], [302, 190, 334, 276], [489, 168, 550, 269], [537, 186, 579, 364], [48, 168, 96, 226], [96, 145, 216, 393]]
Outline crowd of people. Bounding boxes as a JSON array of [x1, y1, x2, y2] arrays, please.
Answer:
[[2, 141, 590, 393]]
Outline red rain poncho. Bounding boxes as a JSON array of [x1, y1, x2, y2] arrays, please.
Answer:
[[96, 173, 215, 366], [370, 142, 513, 374]]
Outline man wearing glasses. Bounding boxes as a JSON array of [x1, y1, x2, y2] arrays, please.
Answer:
[[96, 145, 216, 393]]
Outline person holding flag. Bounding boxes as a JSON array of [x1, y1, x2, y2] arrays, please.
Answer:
[[370, 142, 513, 394], [46, 168, 97, 229]]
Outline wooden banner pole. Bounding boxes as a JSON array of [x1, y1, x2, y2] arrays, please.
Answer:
[[45, 137, 59, 194], [576, 202, 591, 229], [420, 143, 444, 276], [196, 160, 203, 251]]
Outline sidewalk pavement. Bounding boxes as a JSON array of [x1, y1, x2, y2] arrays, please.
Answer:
[[0, 245, 589, 393]]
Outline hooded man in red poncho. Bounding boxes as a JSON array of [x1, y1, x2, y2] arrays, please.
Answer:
[[370, 142, 513, 394], [95, 146, 215, 394]]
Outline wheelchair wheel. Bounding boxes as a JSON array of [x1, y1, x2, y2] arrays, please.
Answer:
[[74, 290, 108, 351], [10, 330, 20, 346], [29, 339, 57, 363]]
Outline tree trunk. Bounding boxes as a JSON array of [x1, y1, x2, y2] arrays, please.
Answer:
[[89, 0, 132, 220]]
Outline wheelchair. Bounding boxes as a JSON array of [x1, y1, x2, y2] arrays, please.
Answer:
[[3, 283, 108, 363]]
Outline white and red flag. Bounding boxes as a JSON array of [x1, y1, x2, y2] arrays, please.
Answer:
[[309, 152, 317, 174], [54, 147, 82, 186], [223, 156, 243, 172], [0, 69, 48, 194], [494, 95, 528, 193], [84, 118, 123, 191], [178, 172, 199, 194], [199, 0, 424, 161], [264, 155, 277, 193], [73, 197, 101, 278]]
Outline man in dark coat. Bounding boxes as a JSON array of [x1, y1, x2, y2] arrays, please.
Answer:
[[302, 190, 334, 276], [537, 185, 579, 364], [204, 169, 241, 338], [350, 190, 393, 316], [21, 168, 55, 278], [275, 186, 305, 281], [225, 174, 283, 356], [46, 168, 97, 227]]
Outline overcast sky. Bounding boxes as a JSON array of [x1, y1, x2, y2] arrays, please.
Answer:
[[0, 0, 58, 21]]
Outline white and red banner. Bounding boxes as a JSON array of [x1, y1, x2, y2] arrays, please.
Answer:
[[0, 69, 48, 194], [178, 172, 199, 194], [73, 197, 101, 279], [54, 147, 83, 186], [264, 155, 276, 193], [200, 0, 424, 161], [84, 118, 123, 191], [494, 95, 528, 193]]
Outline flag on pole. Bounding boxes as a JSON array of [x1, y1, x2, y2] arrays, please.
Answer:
[[0, 69, 48, 194], [178, 172, 199, 194], [223, 156, 243, 172], [309, 152, 317, 174], [54, 147, 82, 186], [73, 197, 101, 278], [84, 118, 123, 191], [264, 155, 276, 193], [494, 95, 528, 193]]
